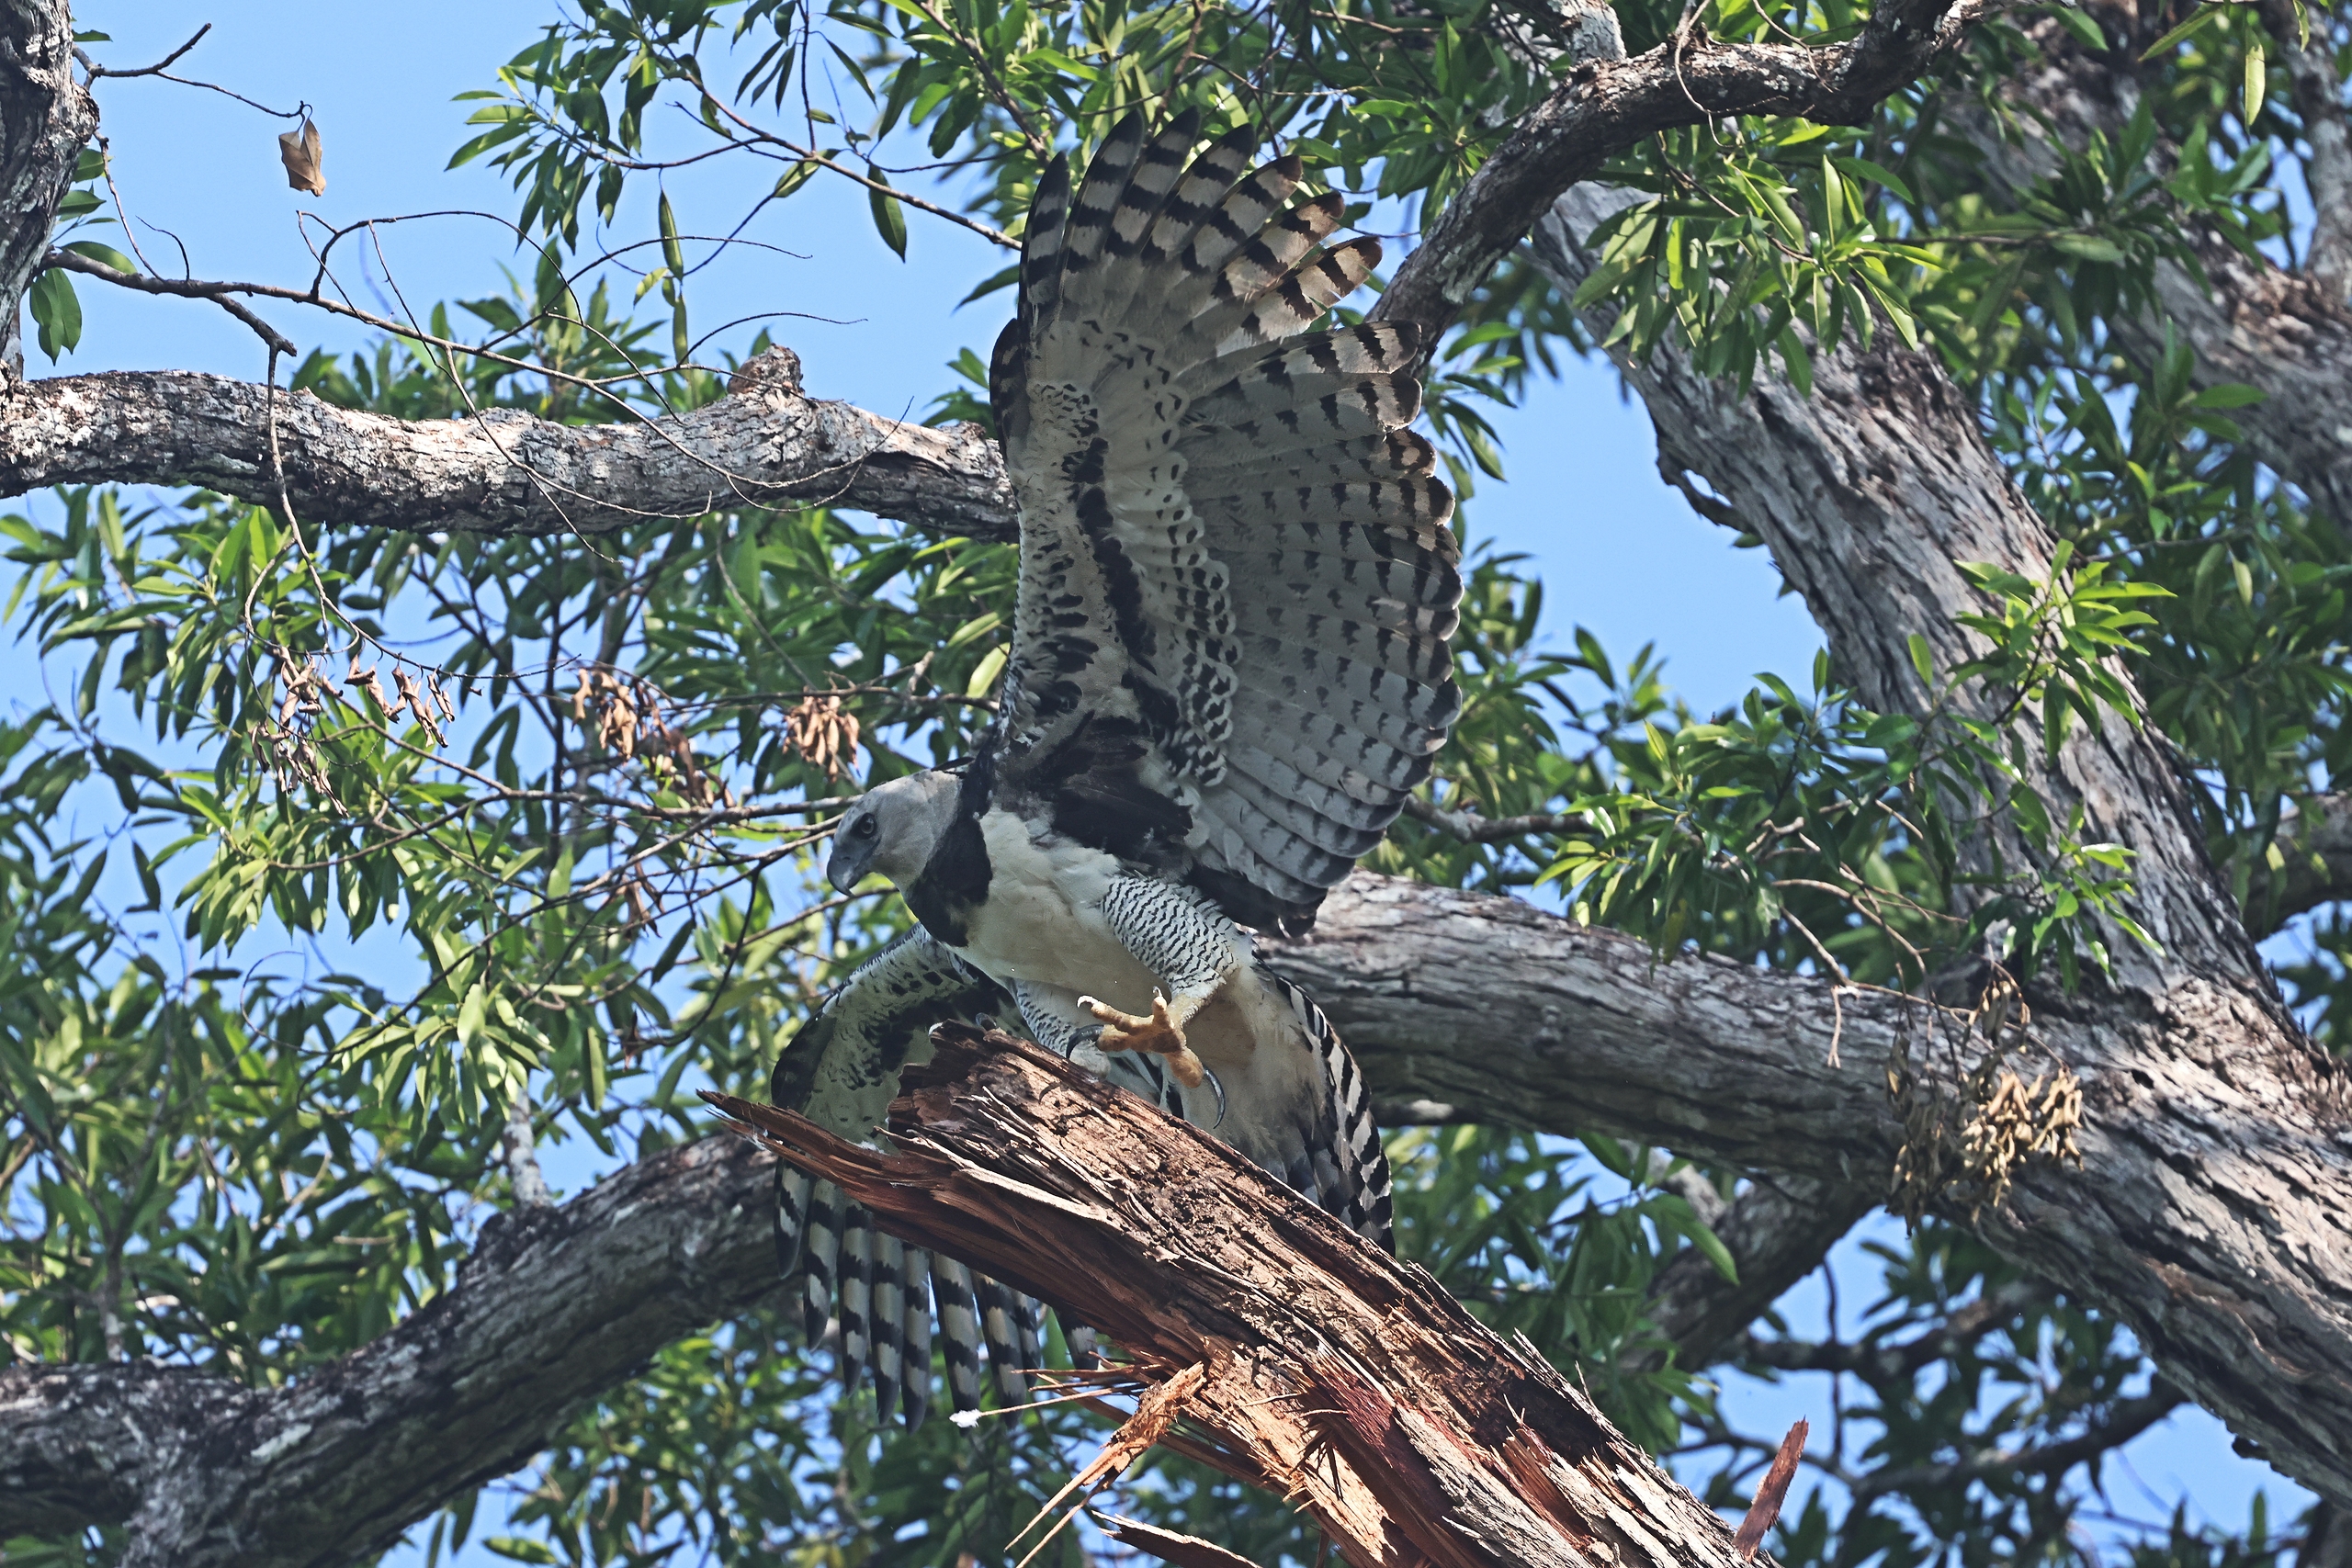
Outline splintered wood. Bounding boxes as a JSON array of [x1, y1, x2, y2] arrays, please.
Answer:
[[704, 1024, 1767, 1568]]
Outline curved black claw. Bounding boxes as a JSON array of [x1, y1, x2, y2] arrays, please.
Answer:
[[1204, 1066, 1227, 1129]]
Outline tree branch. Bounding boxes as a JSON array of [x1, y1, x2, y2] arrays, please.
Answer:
[[0, 1134, 778, 1568], [1845, 1382, 2183, 1501], [2244, 791, 2352, 934], [1374, 0, 1984, 333], [1641, 1176, 1878, 1371], [0, 352, 1016, 540], [707, 1025, 1765, 1568]]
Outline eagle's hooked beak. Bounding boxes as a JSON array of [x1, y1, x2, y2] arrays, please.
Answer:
[[826, 809, 879, 894]]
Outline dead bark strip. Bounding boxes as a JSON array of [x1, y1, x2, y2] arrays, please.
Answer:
[[0, 354, 1017, 540], [707, 1023, 1766, 1568]]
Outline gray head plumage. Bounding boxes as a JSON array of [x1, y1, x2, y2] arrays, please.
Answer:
[[825, 770, 962, 894]]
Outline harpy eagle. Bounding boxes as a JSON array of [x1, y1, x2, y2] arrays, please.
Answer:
[[769, 110, 1463, 1426]]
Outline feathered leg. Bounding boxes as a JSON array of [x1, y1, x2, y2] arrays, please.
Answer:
[[1077, 876, 1244, 1089]]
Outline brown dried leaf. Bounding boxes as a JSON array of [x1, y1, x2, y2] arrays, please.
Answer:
[[278, 118, 325, 197]]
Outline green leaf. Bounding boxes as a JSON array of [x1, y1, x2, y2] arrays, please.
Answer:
[[457, 982, 490, 1050], [658, 192, 685, 276], [1829, 154, 1915, 205], [2244, 39, 2267, 123], [2140, 5, 2222, 59], [2051, 233, 2126, 264], [62, 240, 137, 276], [28, 267, 81, 360], [965, 643, 1007, 698], [2046, 6, 2108, 50], [1908, 633, 1935, 688], [868, 185, 909, 259]]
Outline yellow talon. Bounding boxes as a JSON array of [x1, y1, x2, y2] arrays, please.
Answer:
[[1076, 988, 1207, 1089]]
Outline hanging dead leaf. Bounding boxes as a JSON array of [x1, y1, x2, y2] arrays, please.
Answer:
[[786, 693, 862, 782], [278, 118, 324, 197]]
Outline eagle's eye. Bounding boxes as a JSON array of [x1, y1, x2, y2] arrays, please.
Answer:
[[852, 817, 877, 838]]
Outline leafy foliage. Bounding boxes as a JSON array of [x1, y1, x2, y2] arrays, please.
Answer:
[[7, 0, 2346, 1562]]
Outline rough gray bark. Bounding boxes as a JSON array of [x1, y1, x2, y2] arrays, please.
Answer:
[[1951, 17, 2352, 528], [1402, 186, 2352, 1506], [0, 353, 1017, 539], [0, 1134, 777, 1568], [0, 0, 93, 383]]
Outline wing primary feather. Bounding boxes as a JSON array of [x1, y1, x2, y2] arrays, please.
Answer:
[[933, 1256, 986, 1414], [838, 1210, 874, 1396], [1021, 156, 1072, 324], [1057, 111, 1149, 288], [902, 1248, 934, 1428], [801, 1179, 844, 1348]]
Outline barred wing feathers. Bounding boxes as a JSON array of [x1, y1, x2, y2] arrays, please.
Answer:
[[768, 931, 1042, 1425], [989, 113, 1462, 934]]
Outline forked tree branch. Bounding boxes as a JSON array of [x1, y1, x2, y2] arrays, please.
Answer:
[[706, 1024, 1770, 1568]]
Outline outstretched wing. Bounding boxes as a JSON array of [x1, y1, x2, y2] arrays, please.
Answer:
[[771, 931, 1045, 1426], [989, 113, 1463, 934]]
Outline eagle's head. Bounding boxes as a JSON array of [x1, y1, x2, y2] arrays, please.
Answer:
[[826, 769, 962, 894]]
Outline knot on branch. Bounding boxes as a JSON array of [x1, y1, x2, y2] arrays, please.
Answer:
[[1886, 975, 2084, 1227]]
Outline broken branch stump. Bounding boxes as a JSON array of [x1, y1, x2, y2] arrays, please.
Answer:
[[704, 1023, 1769, 1568]]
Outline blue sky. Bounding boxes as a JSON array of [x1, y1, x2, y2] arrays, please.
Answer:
[[6, 3, 2311, 1561]]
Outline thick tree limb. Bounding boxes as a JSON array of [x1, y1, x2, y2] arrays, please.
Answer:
[[0, 352, 1017, 540], [1441, 177, 2352, 1505], [707, 1025, 1763, 1568], [0, 1134, 779, 1568]]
